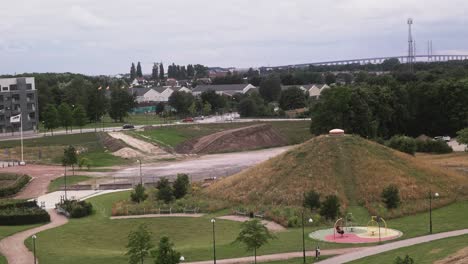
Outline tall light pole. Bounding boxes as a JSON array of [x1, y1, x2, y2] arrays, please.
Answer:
[[429, 191, 439, 234], [211, 218, 216, 264], [32, 234, 37, 264], [301, 211, 313, 264]]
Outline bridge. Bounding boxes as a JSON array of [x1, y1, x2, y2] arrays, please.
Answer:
[[272, 54, 468, 69]]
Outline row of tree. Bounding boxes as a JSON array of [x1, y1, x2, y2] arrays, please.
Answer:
[[131, 62, 209, 81]]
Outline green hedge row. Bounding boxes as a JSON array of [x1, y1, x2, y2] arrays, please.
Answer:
[[0, 207, 50, 225], [0, 199, 37, 210], [60, 200, 93, 218], [0, 174, 31, 198], [416, 139, 453, 154]]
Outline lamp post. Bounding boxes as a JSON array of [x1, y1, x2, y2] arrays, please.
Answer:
[[32, 234, 37, 264], [429, 191, 439, 234], [301, 211, 313, 264], [137, 159, 142, 185], [211, 219, 216, 264]]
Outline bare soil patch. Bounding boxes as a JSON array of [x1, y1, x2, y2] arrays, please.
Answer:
[[435, 246, 468, 264], [175, 124, 287, 154], [108, 132, 174, 160], [217, 215, 286, 232]]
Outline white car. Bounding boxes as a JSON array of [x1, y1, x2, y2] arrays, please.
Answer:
[[434, 136, 451, 142]]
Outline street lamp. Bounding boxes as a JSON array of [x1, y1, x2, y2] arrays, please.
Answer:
[[301, 212, 313, 264], [211, 218, 216, 264], [429, 191, 439, 234], [137, 159, 142, 185], [32, 234, 37, 264]]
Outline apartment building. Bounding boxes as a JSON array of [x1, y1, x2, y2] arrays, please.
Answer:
[[0, 77, 39, 134]]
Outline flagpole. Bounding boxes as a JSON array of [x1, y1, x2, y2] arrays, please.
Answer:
[[20, 112, 24, 165]]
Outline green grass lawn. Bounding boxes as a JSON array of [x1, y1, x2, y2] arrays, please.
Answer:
[[265, 256, 330, 264], [134, 121, 312, 149], [0, 223, 43, 264], [0, 132, 129, 167], [47, 175, 92, 192], [350, 234, 468, 264], [29, 191, 468, 264]]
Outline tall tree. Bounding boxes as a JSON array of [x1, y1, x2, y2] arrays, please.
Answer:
[[73, 104, 87, 133], [152, 63, 159, 80], [86, 87, 108, 122], [259, 75, 282, 102], [43, 104, 59, 135], [194, 64, 208, 78], [234, 219, 276, 264], [130, 63, 137, 80], [58, 102, 73, 133], [109, 89, 136, 122], [159, 63, 165, 79], [187, 64, 194, 78], [136, 62, 143, 78], [457, 128, 468, 145], [126, 224, 153, 264], [168, 91, 194, 115], [279, 87, 306, 110], [62, 145, 78, 176], [151, 236, 181, 264], [200, 90, 226, 112]]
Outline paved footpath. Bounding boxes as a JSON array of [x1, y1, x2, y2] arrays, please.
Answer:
[[317, 229, 468, 264], [186, 248, 364, 264], [0, 210, 68, 264]]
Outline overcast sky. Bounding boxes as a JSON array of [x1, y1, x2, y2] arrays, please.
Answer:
[[1, 0, 468, 75]]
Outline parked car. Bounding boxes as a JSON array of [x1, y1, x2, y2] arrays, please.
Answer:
[[182, 117, 194, 123], [434, 136, 451, 142], [122, 124, 135, 129]]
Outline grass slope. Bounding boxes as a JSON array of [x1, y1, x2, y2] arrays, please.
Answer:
[[47, 175, 92, 192], [205, 135, 468, 218]]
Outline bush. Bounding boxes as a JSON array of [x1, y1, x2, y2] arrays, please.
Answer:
[[0, 207, 50, 225], [416, 139, 453, 154], [303, 190, 321, 212], [60, 200, 93, 218], [130, 184, 148, 203], [157, 178, 174, 203], [173, 174, 190, 199], [381, 184, 400, 209], [0, 174, 31, 197], [320, 195, 341, 220], [394, 254, 414, 264], [0, 199, 37, 210], [387, 135, 417, 155]]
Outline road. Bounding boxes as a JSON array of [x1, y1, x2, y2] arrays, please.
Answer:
[[114, 146, 292, 182]]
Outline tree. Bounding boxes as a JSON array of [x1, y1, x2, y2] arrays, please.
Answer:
[[202, 102, 212, 115], [187, 64, 194, 78], [324, 72, 336, 85], [86, 87, 108, 122], [303, 190, 320, 212], [382, 58, 401, 71], [43, 104, 59, 135], [387, 135, 417, 155], [173, 174, 190, 199], [193, 64, 208, 78], [152, 63, 159, 80], [136, 62, 143, 78], [234, 219, 276, 264], [58, 102, 73, 133], [394, 255, 414, 264], [168, 91, 194, 115], [200, 90, 226, 112], [131, 184, 148, 203], [126, 224, 153, 264], [456, 128, 468, 145], [238, 97, 258, 117], [109, 89, 136, 122], [155, 102, 165, 115], [259, 75, 281, 102], [130, 63, 137, 80], [151, 236, 181, 264], [62, 145, 78, 177], [188, 102, 197, 116], [73, 104, 87, 133], [156, 178, 174, 203], [159, 63, 165, 79], [319, 195, 340, 220], [279, 87, 306, 110], [381, 184, 400, 209]]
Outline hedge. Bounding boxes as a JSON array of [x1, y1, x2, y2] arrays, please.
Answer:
[[60, 200, 93, 218], [0, 199, 37, 210], [416, 139, 453, 154], [0, 174, 31, 197], [0, 207, 50, 225]]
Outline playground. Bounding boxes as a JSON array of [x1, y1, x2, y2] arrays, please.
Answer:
[[309, 215, 403, 244]]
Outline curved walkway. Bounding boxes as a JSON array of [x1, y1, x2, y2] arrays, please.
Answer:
[[317, 229, 468, 264], [0, 210, 68, 264]]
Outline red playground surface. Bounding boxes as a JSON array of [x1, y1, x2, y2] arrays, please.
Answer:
[[309, 226, 403, 244], [324, 232, 400, 243]]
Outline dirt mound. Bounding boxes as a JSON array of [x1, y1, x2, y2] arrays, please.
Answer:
[[99, 133, 128, 152], [108, 132, 174, 159], [435, 246, 468, 264], [204, 135, 468, 218], [113, 147, 142, 159], [175, 124, 287, 154]]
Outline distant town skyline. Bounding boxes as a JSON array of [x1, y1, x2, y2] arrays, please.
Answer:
[[1, 0, 468, 75]]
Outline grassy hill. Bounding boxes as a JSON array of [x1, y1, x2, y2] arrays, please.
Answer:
[[204, 135, 468, 218]]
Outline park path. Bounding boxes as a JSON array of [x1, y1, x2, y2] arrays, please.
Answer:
[[0, 210, 68, 264], [317, 229, 468, 264], [186, 248, 364, 264]]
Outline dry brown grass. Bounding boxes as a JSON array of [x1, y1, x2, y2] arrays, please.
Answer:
[[204, 135, 468, 217]]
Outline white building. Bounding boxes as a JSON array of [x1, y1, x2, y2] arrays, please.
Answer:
[[133, 86, 192, 103], [281, 84, 330, 99], [192, 84, 256, 96]]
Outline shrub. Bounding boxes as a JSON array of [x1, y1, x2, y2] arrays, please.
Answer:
[[0, 199, 37, 210], [387, 135, 417, 155], [60, 200, 93, 218], [173, 174, 190, 199], [381, 184, 401, 209], [303, 190, 321, 212], [0, 174, 31, 197], [416, 139, 453, 154], [394, 254, 414, 264], [0, 207, 50, 225], [320, 195, 340, 220], [130, 184, 148, 203], [157, 178, 174, 203]]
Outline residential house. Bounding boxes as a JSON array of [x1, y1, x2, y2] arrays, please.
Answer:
[[192, 84, 256, 97], [305, 84, 330, 99], [133, 86, 191, 103]]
